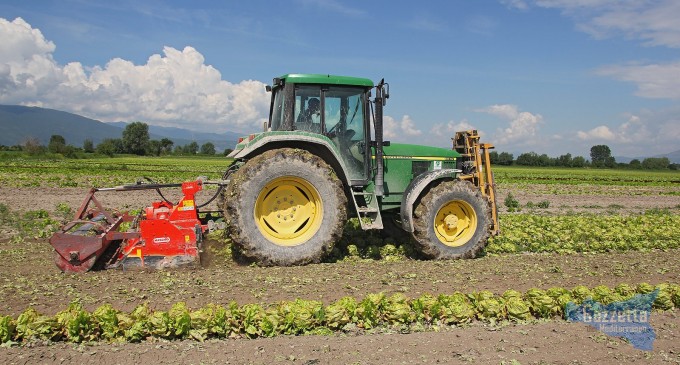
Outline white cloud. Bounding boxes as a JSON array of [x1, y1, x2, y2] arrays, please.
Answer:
[[501, 0, 529, 10], [577, 125, 616, 141], [597, 61, 680, 100], [575, 109, 680, 156], [477, 104, 543, 146], [519, 0, 680, 48], [383, 115, 422, 140], [428, 119, 481, 148], [0, 17, 269, 133], [478, 104, 520, 120]]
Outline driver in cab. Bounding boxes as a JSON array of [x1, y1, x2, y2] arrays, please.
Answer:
[[296, 98, 321, 133]]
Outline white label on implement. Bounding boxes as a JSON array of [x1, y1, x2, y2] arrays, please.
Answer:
[[433, 161, 442, 170], [153, 237, 171, 244]]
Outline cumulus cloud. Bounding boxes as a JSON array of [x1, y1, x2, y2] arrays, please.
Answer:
[[0, 17, 269, 133], [575, 109, 680, 156], [577, 125, 616, 141], [597, 61, 680, 100], [383, 115, 422, 140], [428, 119, 481, 148], [477, 104, 543, 146], [508, 0, 680, 48]]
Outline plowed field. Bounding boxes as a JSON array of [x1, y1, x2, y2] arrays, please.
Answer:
[[1, 159, 679, 364]]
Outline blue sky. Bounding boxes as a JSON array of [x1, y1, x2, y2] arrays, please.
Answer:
[[1, 0, 679, 157]]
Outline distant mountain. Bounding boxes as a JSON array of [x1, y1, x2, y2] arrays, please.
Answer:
[[0, 105, 124, 146], [0, 105, 242, 151], [654, 149, 680, 164]]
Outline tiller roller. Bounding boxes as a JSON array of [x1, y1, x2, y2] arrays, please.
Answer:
[[49, 179, 226, 272]]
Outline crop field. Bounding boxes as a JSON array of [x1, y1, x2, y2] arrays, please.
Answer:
[[0, 156, 679, 364]]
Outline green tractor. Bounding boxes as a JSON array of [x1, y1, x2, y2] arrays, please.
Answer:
[[222, 74, 498, 266]]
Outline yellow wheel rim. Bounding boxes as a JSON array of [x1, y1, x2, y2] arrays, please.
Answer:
[[434, 200, 478, 247], [254, 176, 323, 246]]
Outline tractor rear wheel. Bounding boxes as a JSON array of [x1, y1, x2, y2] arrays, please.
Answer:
[[223, 148, 346, 266], [411, 180, 492, 259]]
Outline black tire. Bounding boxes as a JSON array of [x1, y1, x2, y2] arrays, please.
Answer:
[[223, 148, 347, 266], [412, 180, 492, 259]]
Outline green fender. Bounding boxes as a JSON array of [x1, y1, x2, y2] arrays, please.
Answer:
[[228, 131, 354, 186]]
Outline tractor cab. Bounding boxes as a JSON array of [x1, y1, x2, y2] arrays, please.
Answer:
[[267, 74, 374, 184]]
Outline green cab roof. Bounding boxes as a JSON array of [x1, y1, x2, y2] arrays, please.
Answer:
[[278, 74, 374, 87]]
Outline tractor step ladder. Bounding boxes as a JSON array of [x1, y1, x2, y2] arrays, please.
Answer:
[[351, 190, 383, 230]]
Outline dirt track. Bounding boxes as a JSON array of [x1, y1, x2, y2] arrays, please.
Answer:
[[1, 186, 679, 364]]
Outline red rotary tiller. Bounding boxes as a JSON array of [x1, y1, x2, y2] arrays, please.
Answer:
[[49, 179, 225, 273]]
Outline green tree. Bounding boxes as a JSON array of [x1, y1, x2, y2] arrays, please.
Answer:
[[48, 134, 67, 154], [629, 159, 642, 169], [516, 152, 539, 166], [160, 138, 174, 155], [83, 139, 94, 153], [183, 142, 199, 155], [200, 142, 216, 155], [641, 157, 670, 169], [146, 140, 162, 156], [557, 153, 572, 167], [223, 148, 233, 156], [590, 145, 614, 168], [537, 153, 554, 166], [96, 138, 118, 157], [571, 156, 586, 167], [489, 151, 499, 164], [122, 122, 150, 155], [497, 152, 514, 165]]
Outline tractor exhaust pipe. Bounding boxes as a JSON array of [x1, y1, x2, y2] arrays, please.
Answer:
[[374, 79, 388, 196]]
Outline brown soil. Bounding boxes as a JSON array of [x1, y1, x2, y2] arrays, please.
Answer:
[[499, 184, 680, 214], [1, 186, 679, 364]]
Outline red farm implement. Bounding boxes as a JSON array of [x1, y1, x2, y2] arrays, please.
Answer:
[[49, 179, 225, 273]]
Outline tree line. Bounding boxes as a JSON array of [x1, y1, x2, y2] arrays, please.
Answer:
[[489, 144, 677, 170], [1, 122, 233, 158]]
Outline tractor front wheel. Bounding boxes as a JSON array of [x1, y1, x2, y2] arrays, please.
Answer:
[[223, 148, 346, 266], [411, 180, 492, 259]]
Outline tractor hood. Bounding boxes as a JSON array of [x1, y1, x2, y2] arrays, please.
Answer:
[[381, 143, 460, 160]]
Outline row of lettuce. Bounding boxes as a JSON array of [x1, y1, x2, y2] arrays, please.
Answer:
[[2, 205, 678, 259], [1, 283, 678, 343], [486, 210, 680, 254], [333, 210, 680, 261]]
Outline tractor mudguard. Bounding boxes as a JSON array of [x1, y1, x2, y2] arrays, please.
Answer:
[[229, 132, 354, 186], [400, 168, 462, 232]]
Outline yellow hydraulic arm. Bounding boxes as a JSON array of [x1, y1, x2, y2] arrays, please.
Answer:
[[452, 130, 499, 235]]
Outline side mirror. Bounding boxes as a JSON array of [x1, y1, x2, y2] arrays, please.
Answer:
[[265, 85, 272, 92], [382, 84, 389, 106]]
